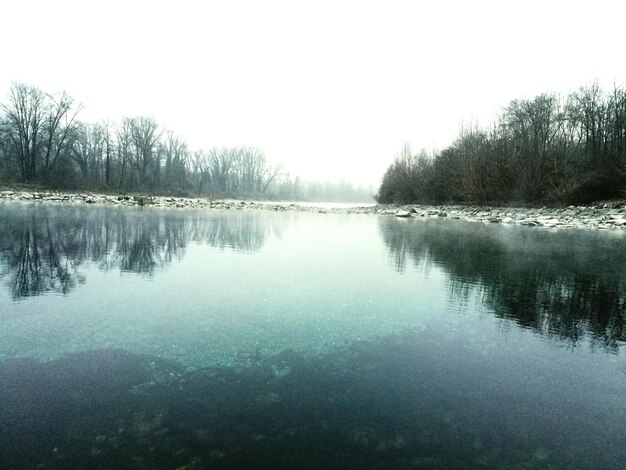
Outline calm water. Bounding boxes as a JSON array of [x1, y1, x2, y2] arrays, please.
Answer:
[[0, 202, 624, 469]]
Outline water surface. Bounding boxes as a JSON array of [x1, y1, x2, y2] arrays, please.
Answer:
[[1, 202, 624, 469]]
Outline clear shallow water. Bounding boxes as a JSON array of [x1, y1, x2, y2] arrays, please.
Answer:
[[0, 202, 624, 469]]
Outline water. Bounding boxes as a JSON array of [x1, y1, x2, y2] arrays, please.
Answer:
[[0, 202, 624, 469]]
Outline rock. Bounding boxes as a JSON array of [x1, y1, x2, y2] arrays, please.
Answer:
[[133, 195, 154, 206], [395, 210, 411, 218], [438, 212, 447, 217], [487, 217, 501, 223], [520, 220, 539, 226], [502, 217, 514, 223]]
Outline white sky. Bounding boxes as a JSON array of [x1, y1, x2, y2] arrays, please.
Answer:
[[1, 0, 624, 186]]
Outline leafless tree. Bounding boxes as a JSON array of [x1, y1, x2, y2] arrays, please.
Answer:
[[42, 90, 81, 181], [1, 83, 46, 181], [129, 116, 162, 189]]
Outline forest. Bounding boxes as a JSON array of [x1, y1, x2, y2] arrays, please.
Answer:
[[377, 83, 626, 204], [0, 82, 373, 202]]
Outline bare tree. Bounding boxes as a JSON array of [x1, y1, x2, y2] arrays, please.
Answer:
[[161, 132, 189, 192], [116, 118, 132, 189], [71, 122, 106, 182], [262, 161, 284, 194], [129, 116, 162, 189], [1, 83, 46, 181], [42, 90, 81, 181]]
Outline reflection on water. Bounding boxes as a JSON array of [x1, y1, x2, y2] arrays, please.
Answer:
[[0, 203, 279, 299], [379, 217, 626, 351]]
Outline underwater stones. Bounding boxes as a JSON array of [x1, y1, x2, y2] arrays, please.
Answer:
[[395, 210, 411, 218], [130, 409, 167, 440], [412, 456, 444, 468], [533, 447, 550, 462], [271, 364, 292, 378], [346, 427, 377, 446], [255, 392, 281, 403], [376, 435, 407, 452]]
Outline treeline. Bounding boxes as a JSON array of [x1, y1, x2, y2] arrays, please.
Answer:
[[377, 83, 626, 204], [276, 177, 374, 202], [0, 82, 284, 198]]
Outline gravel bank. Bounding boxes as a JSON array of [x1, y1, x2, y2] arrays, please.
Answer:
[[1, 189, 626, 230]]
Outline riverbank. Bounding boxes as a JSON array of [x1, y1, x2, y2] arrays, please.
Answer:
[[1, 188, 626, 230]]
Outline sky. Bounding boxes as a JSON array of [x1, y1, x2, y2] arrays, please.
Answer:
[[1, 0, 625, 186]]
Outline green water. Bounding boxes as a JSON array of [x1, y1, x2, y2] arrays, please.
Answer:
[[0, 202, 624, 469]]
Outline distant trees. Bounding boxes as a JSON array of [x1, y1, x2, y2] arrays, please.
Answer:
[[0, 82, 288, 198], [377, 83, 626, 204], [191, 146, 284, 197], [275, 177, 375, 202]]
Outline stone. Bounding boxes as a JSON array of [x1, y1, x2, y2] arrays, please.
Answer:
[[133, 196, 154, 206], [539, 218, 560, 226], [395, 210, 411, 218]]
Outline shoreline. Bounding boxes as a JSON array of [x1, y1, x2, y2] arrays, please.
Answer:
[[1, 188, 626, 231]]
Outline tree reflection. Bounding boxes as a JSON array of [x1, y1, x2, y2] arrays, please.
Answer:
[[0, 205, 276, 299], [379, 218, 626, 350]]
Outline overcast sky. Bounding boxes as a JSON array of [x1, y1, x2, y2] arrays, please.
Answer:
[[1, 0, 624, 185]]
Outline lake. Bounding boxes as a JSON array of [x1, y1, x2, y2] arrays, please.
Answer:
[[0, 202, 624, 469]]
